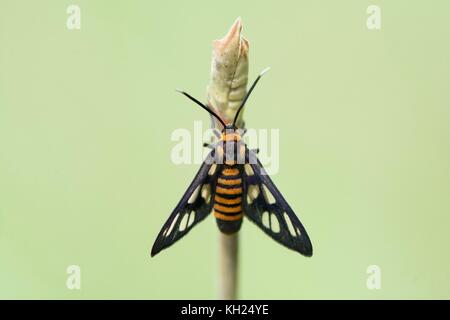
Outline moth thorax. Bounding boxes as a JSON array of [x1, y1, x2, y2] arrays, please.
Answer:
[[216, 141, 246, 165], [221, 130, 241, 142]]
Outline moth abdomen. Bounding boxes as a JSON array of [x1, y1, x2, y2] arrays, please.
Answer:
[[214, 165, 243, 234]]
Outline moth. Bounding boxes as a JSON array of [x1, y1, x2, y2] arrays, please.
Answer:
[[151, 69, 313, 257]]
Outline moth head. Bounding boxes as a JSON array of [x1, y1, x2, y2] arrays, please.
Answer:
[[222, 124, 238, 132], [221, 125, 242, 141]]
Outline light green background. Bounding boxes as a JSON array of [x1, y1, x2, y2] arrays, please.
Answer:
[[1, 0, 449, 299]]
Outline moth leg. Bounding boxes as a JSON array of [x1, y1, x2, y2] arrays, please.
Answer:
[[203, 143, 214, 149], [237, 128, 247, 136], [213, 128, 221, 138], [208, 116, 223, 137], [245, 148, 260, 165], [204, 141, 220, 150]]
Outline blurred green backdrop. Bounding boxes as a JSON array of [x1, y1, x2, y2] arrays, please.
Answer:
[[1, 0, 449, 299]]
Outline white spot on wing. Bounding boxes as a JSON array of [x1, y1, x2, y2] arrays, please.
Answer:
[[244, 164, 254, 176], [270, 213, 280, 233], [247, 185, 260, 204], [208, 164, 217, 176], [284, 212, 297, 237], [262, 184, 276, 204], [179, 213, 189, 232], [201, 184, 211, 204], [165, 213, 179, 237], [262, 211, 270, 228], [188, 185, 201, 204], [296, 227, 302, 236], [188, 210, 195, 227]]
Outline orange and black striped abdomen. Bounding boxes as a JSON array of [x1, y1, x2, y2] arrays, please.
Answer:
[[214, 166, 243, 234]]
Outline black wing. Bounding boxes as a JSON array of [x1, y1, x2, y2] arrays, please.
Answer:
[[151, 151, 221, 257], [243, 153, 313, 256]]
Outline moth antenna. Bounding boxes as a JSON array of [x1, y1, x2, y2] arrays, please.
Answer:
[[232, 67, 270, 126], [176, 89, 227, 128]]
